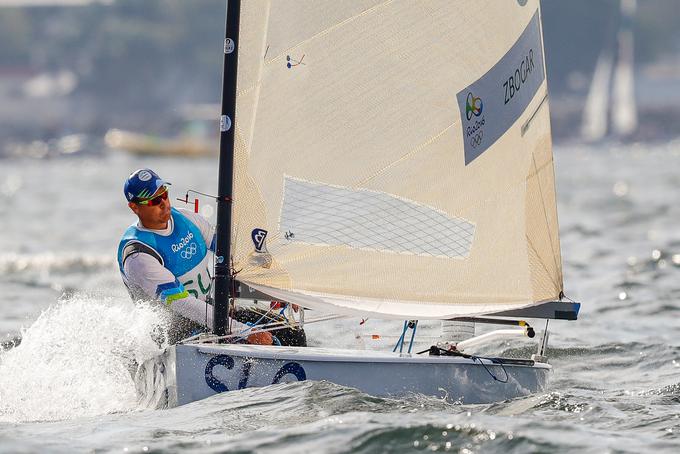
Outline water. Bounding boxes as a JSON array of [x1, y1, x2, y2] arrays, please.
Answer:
[[2, 143, 680, 452]]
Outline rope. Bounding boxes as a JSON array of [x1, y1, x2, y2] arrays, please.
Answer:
[[393, 320, 419, 353], [472, 356, 509, 384], [392, 321, 408, 353], [416, 346, 509, 383], [187, 314, 344, 344], [235, 306, 279, 341]]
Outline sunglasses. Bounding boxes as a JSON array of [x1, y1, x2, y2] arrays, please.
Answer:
[[137, 189, 169, 206]]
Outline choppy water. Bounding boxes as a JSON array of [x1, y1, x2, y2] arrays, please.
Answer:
[[1, 142, 680, 453]]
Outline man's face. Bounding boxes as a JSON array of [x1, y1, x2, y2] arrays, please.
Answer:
[[129, 185, 171, 229]]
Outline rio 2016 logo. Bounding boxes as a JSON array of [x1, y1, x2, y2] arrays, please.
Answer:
[[171, 231, 195, 253], [465, 92, 483, 121]]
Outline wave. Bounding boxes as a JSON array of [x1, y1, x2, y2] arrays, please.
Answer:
[[504, 342, 680, 359], [0, 294, 167, 423], [145, 381, 522, 453], [0, 253, 115, 276]]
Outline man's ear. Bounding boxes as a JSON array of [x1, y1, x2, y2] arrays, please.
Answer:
[[128, 202, 140, 215]]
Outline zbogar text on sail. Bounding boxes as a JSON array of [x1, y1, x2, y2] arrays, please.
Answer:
[[503, 49, 536, 105]]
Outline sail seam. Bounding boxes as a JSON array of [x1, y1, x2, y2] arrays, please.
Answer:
[[525, 156, 553, 180], [263, 0, 395, 66], [235, 1, 395, 100], [244, 0, 272, 153], [529, 153, 561, 292], [526, 235, 560, 294], [356, 121, 458, 188]]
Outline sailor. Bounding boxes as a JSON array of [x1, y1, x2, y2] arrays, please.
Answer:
[[117, 168, 272, 345]]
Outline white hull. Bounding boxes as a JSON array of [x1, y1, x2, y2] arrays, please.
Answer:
[[136, 344, 551, 407]]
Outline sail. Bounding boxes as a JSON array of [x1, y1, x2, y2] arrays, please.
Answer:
[[581, 51, 613, 142], [582, 0, 638, 142], [230, 0, 562, 318], [611, 0, 637, 137]]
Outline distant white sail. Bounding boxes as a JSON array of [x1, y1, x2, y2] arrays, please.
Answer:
[[582, 0, 637, 141], [581, 51, 613, 142], [612, 0, 637, 137], [230, 0, 562, 318]]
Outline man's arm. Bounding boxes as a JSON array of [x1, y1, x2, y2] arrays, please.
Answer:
[[123, 253, 271, 344], [124, 252, 213, 328]]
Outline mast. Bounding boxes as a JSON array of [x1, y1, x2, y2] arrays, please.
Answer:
[[213, 0, 241, 336]]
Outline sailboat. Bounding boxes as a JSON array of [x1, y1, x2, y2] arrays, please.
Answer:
[[581, 0, 638, 141], [135, 0, 580, 407]]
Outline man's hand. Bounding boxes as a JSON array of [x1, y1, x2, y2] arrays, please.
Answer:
[[246, 330, 273, 345]]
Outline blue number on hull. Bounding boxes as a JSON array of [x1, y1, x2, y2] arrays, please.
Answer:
[[272, 362, 307, 383], [204, 355, 306, 393], [238, 359, 253, 389], [204, 355, 235, 392]]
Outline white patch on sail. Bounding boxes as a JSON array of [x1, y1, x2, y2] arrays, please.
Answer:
[[280, 177, 474, 258]]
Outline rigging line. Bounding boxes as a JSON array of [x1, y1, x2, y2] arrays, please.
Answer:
[[237, 311, 278, 337], [561, 293, 577, 303], [530, 150, 562, 285], [205, 226, 217, 330], [249, 308, 294, 328], [525, 236, 561, 294], [393, 321, 408, 353], [201, 314, 337, 342], [234, 313, 340, 333]]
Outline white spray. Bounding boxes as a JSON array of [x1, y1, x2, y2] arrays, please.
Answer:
[[0, 294, 168, 422]]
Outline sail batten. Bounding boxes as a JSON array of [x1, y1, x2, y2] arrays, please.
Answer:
[[231, 0, 562, 317]]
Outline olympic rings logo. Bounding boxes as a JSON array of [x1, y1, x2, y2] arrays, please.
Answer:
[[470, 130, 483, 148], [180, 243, 198, 260]]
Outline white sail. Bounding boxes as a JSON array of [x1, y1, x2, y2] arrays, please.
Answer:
[[582, 0, 638, 141], [611, 0, 637, 137], [230, 0, 562, 318], [581, 50, 613, 142]]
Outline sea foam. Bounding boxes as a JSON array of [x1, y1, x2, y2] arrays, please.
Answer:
[[0, 294, 167, 422]]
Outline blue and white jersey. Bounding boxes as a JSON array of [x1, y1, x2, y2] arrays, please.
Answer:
[[118, 208, 216, 321]]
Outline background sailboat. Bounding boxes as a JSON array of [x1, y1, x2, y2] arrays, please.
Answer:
[[581, 0, 638, 141], [611, 0, 638, 137]]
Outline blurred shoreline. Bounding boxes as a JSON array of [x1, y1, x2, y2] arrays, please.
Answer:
[[2, 0, 680, 155]]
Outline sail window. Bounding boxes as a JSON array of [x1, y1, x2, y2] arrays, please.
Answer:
[[279, 177, 475, 259]]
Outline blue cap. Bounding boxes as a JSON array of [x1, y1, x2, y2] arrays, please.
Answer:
[[124, 168, 171, 202]]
